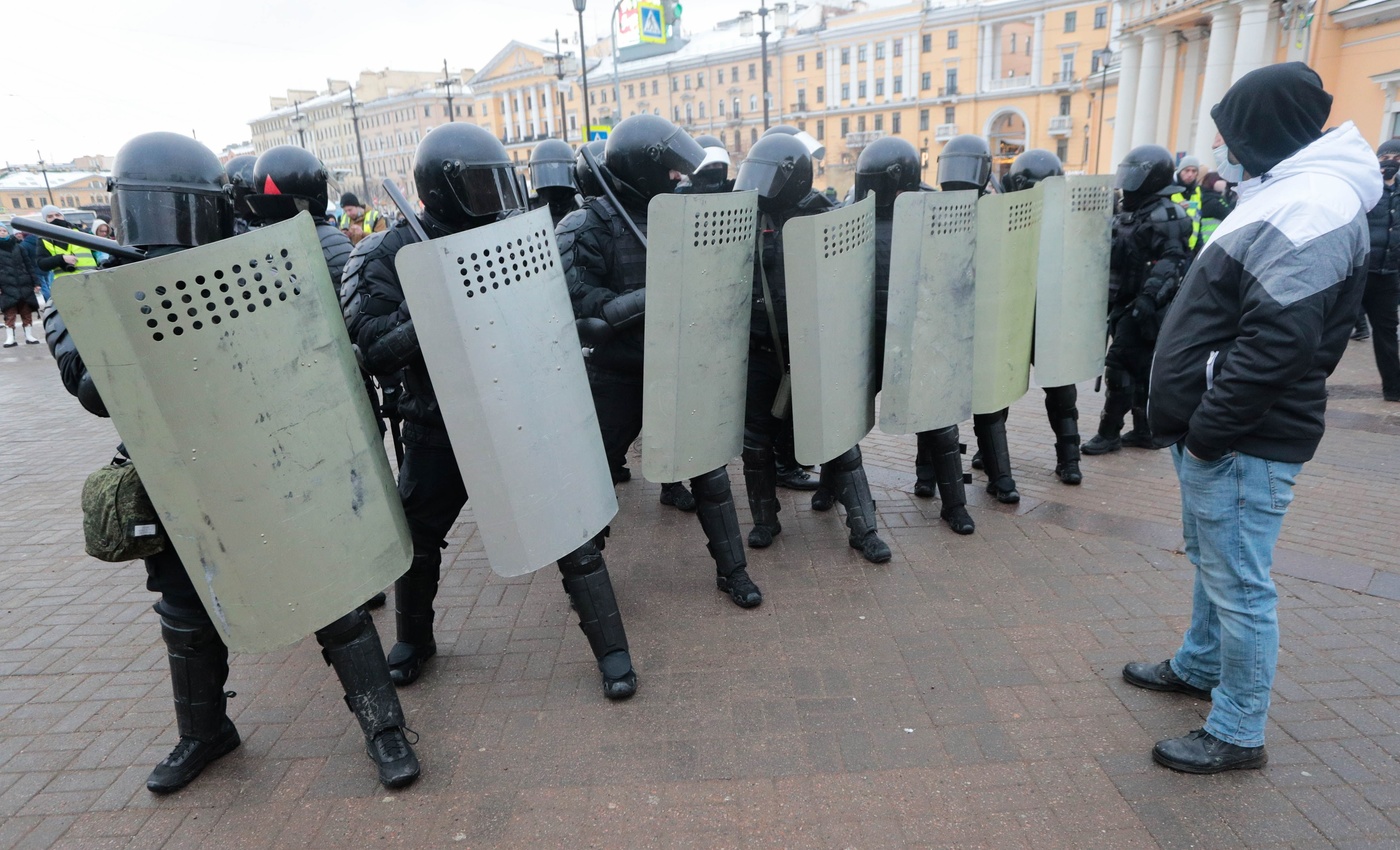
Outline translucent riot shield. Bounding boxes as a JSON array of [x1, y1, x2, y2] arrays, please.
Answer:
[[395, 208, 616, 576], [1033, 175, 1113, 387], [971, 188, 1042, 414], [879, 190, 978, 435], [52, 213, 411, 653], [784, 195, 879, 465], [641, 191, 758, 482]]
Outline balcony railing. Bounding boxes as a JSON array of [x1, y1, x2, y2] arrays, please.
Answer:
[[791, 101, 809, 113], [937, 85, 960, 97], [845, 130, 887, 149], [1048, 115, 1074, 136], [934, 123, 959, 141], [985, 75, 1034, 92], [1052, 71, 1078, 84]]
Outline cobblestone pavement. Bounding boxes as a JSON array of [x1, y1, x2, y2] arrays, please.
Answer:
[[2, 335, 1399, 849]]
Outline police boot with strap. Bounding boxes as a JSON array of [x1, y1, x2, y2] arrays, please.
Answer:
[[913, 430, 937, 498], [774, 427, 819, 490], [742, 443, 783, 548], [147, 607, 240, 794], [1121, 407, 1157, 449], [1044, 385, 1083, 485], [1083, 368, 1131, 455], [810, 464, 836, 512], [974, 412, 1020, 504], [317, 609, 421, 789], [926, 426, 975, 535], [559, 543, 637, 699], [691, 467, 763, 608], [659, 482, 697, 511], [825, 447, 893, 563], [387, 554, 439, 686]]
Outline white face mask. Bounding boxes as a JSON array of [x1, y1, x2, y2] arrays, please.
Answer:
[[1213, 143, 1246, 184]]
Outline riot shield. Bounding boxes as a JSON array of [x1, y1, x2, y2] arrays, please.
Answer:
[[971, 187, 1042, 414], [783, 194, 879, 465], [395, 208, 616, 576], [641, 191, 758, 482], [1033, 175, 1113, 387], [879, 190, 978, 435], [52, 213, 411, 653]]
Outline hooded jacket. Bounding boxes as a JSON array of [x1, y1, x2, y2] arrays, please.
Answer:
[[1147, 122, 1383, 462]]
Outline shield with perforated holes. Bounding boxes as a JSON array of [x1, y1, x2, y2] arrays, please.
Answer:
[[783, 194, 879, 465], [972, 187, 1042, 414], [879, 189, 978, 435], [51, 213, 411, 653], [641, 191, 758, 482], [1033, 175, 1112, 387], [394, 207, 616, 576]]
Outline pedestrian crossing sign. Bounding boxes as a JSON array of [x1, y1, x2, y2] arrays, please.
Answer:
[[639, 2, 666, 43], [588, 126, 610, 141]]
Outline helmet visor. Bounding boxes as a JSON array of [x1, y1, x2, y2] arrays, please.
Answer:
[[445, 165, 525, 217], [1115, 160, 1153, 192], [792, 130, 826, 161], [854, 166, 906, 207], [936, 152, 990, 190], [112, 188, 233, 248], [530, 159, 576, 192], [656, 127, 707, 176], [734, 159, 794, 200]]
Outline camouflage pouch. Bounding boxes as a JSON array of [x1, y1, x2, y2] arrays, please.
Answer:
[[81, 457, 166, 562]]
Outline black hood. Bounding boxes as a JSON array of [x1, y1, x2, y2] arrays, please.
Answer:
[[1211, 62, 1331, 178]]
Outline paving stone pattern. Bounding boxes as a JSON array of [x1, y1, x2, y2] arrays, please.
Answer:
[[2, 337, 1398, 849]]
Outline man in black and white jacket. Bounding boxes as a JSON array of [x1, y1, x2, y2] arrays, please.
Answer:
[[1123, 63, 1383, 774]]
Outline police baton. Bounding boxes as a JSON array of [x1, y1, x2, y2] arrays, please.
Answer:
[[381, 179, 430, 243], [578, 144, 648, 249], [9, 217, 146, 262]]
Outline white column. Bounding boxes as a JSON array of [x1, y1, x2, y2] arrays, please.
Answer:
[[905, 35, 916, 100], [884, 38, 894, 101], [1111, 33, 1143, 166], [993, 24, 1003, 80], [502, 90, 514, 142], [1175, 29, 1205, 156], [828, 48, 838, 106], [1131, 27, 1164, 147], [529, 86, 541, 137], [1231, 0, 1272, 83], [545, 85, 557, 137], [1155, 34, 1178, 152], [866, 41, 876, 102], [1193, 3, 1239, 157], [980, 24, 993, 91], [1032, 14, 1044, 86]]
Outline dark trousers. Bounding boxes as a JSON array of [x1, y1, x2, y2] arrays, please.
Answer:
[[743, 349, 787, 447], [1362, 271, 1400, 398], [586, 366, 646, 472], [397, 422, 469, 584]]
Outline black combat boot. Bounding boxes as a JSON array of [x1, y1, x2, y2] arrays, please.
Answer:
[[825, 447, 893, 563], [146, 610, 241, 794], [924, 427, 975, 535], [659, 482, 697, 511], [1044, 386, 1083, 485], [913, 430, 937, 498], [386, 557, 438, 686], [1083, 369, 1131, 455], [1120, 407, 1158, 449], [317, 609, 421, 789], [559, 545, 638, 699], [973, 411, 1020, 504], [692, 468, 763, 608], [810, 465, 836, 512], [742, 444, 783, 548], [775, 426, 819, 490]]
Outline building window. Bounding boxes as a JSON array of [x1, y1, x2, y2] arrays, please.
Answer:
[[797, 87, 806, 106], [1064, 11, 1077, 32], [1059, 94, 1072, 116], [749, 63, 757, 80], [1056, 137, 1070, 162], [424, 106, 432, 117], [797, 55, 805, 71], [628, 84, 635, 98], [816, 85, 824, 103], [751, 128, 759, 144], [685, 103, 693, 122], [948, 29, 959, 49], [1026, 35, 1033, 56], [945, 68, 958, 93], [733, 97, 741, 114], [590, 91, 597, 105], [699, 102, 706, 118], [671, 76, 679, 91], [945, 106, 956, 123], [696, 71, 704, 87], [816, 52, 824, 69], [1060, 52, 1074, 81], [732, 65, 739, 80], [892, 112, 901, 134], [893, 76, 903, 94], [719, 99, 726, 116], [919, 108, 929, 131], [893, 40, 903, 57], [674, 106, 680, 121], [875, 79, 884, 96], [684, 75, 691, 90], [922, 33, 932, 52], [921, 72, 931, 91], [857, 115, 866, 132], [858, 81, 867, 98], [841, 83, 851, 100], [841, 117, 850, 136], [875, 42, 885, 60], [750, 94, 758, 110], [652, 80, 659, 95], [717, 69, 724, 84], [1011, 33, 1018, 53], [858, 45, 868, 62], [1094, 6, 1108, 28], [873, 114, 883, 131], [841, 48, 850, 65], [816, 119, 824, 140]]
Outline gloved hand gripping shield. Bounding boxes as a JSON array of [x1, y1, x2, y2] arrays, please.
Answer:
[[52, 213, 412, 653], [394, 207, 617, 576], [1032, 176, 1113, 387], [972, 188, 1043, 414]]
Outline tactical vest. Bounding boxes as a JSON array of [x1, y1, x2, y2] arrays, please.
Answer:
[[1111, 198, 1190, 307], [41, 238, 98, 277], [590, 196, 648, 295]]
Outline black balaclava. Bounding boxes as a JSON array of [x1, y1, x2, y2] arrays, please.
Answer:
[[1211, 62, 1332, 177]]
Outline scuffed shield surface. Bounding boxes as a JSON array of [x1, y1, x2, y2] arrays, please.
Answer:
[[53, 213, 411, 653], [784, 195, 879, 465], [1033, 175, 1113, 387], [879, 190, 978, 435], [972, 188, 1042, 414], [395, 208, 616, 576], [641, 191, 758, 482]]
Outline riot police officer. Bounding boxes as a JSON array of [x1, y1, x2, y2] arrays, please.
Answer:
[[1001, 148, 1084, 485], [854, 137, 976, 534], [679, 134, 735, 194], [574, 139, 608, 200], [224, 154, 258, 235], [45, 131, 420, 793], [529, 138, 581, 227], [247, 145, 352, 286], [1082, 144, 1193, 454], [559, 114, 765, 608], [938, 134, 1021, 504], [737, 132, 893, 563]]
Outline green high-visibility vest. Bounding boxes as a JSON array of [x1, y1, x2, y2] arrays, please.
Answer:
[[40, 237, 98, 277], [1170, 185, 1203, 251]]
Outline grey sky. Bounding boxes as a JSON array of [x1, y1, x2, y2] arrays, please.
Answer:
[[1, 0, 752, 166]]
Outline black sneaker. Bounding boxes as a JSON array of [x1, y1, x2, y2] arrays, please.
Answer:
[[367, 727, 421, 789], [1153, 729, 1266, 774], [146, 717, 241, 794]]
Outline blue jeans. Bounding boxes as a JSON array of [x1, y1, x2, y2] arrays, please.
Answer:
[[1167, 445, 1302, 747]]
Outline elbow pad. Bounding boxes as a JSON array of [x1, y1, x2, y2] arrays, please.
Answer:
[[363, 319, 419, 375]]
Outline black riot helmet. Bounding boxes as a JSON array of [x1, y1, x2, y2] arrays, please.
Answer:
[[734, 132, 813, 214], [224, 154, 257, 219], [1115, 144, 1176, 196], [694, 134, 724, 148], [529, 138, 577, 192], [687, 135, 732, 193], [1004, 148, 1064, 193], [937, 134, 993, 193], [247, 145, 330, 221], [413, 123, 524, 229], [854, 137, 921, 208], [604, 114, 706, 202], [574, 139, 608, 198], [108, 131, 233, 249], [763, 124, 826, 161]]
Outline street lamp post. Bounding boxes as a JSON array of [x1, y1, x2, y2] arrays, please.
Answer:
[[610, 0, 626, 123], [334, 78, 372, 202], [573, 0, 591, 143], [547, 30, 570, 139], [1093, 46, 1114, 174], [36, 150, 53, 205], [292, 100, 308, 149], [437, 59, 458, 122], [740, 2, 788, 131]]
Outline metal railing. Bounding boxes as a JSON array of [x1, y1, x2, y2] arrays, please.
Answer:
[[1048, 115, 1074, 136], [984, 76, 1034, 92], [934, 123, 959, 141]]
